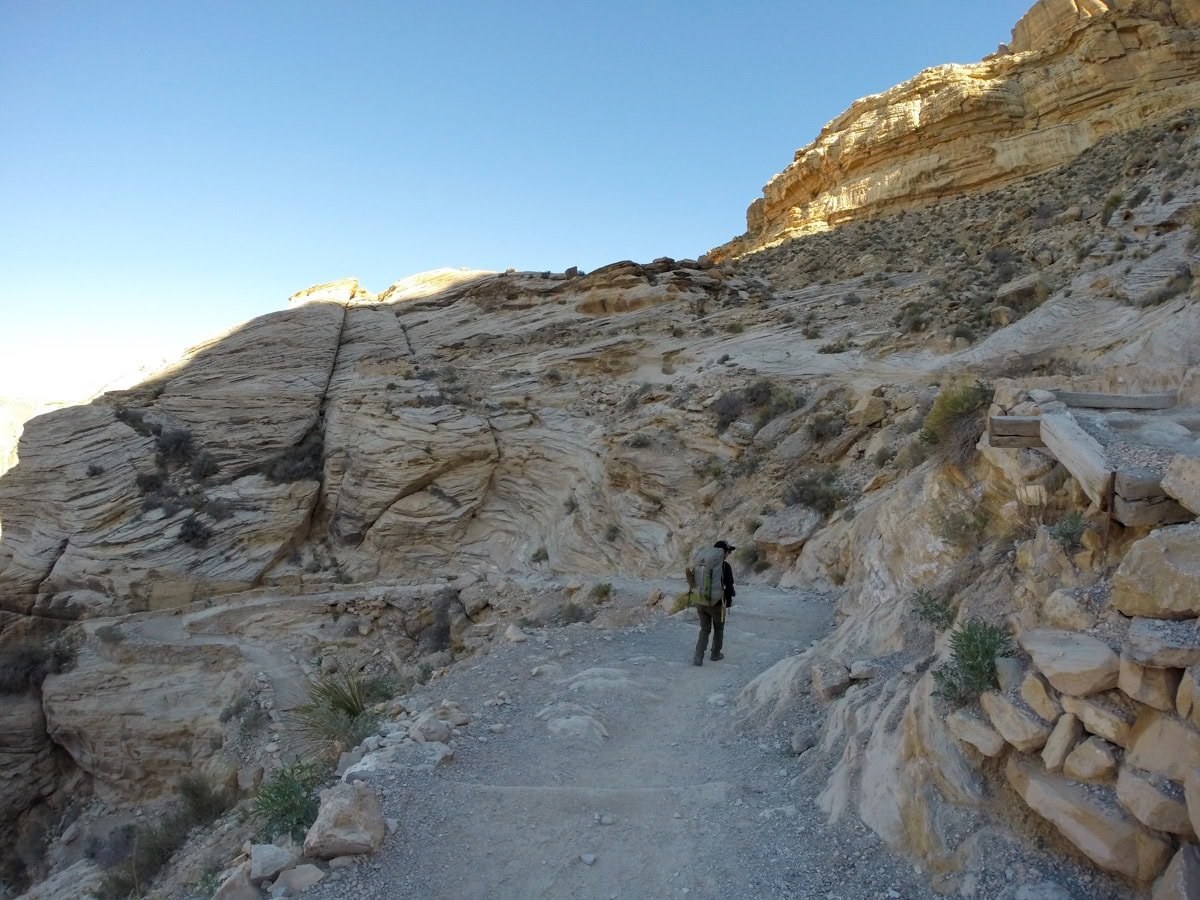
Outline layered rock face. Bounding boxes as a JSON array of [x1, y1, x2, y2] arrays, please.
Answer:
[[716, 0, 1200, 257]]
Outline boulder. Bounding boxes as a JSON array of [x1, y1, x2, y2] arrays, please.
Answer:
[[1042, 713, 1083, 773], [995, 657, 1025, 692], [1162, 456, 1200, 516], [995, 273, 1049, 309], [213, 869, 262, 900], [980, 691, 1053, 752], [811, 659, 851, 702], [274, 864, 326, 893], [946, 708, 1006, 758], [1116, 767, 1195, 838], [1020, 670, 1063, 722], [1119, 657, 1182, 712], [1041, 588, 1098, 631], [303, 781, 386, 859], [752, 506, 823, 556], [1126, 709, 1200, 782], [1126, 618, 1200, 668], [1019, 629, 1119, 696], [1063, 737, 1119, 782], [1005, 755, 1172, 883], [250, 843, 299, 882], [1178, 667, 1200, 728], [847, 395, 886, 427], [1061, 692, 1138, 747], [1152, 844, 1200, 900], [1112, 524, 1200, 618]]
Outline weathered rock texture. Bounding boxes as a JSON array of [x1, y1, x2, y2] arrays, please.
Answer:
[[715, 0, 1200, 257]]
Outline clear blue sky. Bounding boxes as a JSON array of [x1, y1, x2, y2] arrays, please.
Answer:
[[1, 1, 1033, 400]]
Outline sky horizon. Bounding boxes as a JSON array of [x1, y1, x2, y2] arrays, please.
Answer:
[[2, 1, 1034, 403]]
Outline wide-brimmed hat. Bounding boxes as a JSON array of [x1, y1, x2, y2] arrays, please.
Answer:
[[714, 540, 736, 552]]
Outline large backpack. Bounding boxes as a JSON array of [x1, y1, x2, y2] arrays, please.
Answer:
[[688, 546, 725, 607]]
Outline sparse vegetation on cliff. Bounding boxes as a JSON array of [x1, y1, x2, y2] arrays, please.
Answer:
[[932, 619, 1014, 704]]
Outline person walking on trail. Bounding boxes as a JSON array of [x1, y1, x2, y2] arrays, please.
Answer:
[[687, 539, 736, 666]]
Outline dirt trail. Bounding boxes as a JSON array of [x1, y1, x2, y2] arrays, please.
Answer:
[[305, 582, 943, 900]]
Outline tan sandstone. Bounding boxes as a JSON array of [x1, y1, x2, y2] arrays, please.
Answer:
[[1006, 755, 1172, 883], [1019, 629, 1120, 696], [1063, 736, 1119, 782], [980, 691, 1054, 752], [1112, 523, 1200, 618], [1120, 657, 1184, 712], [1116, 766, 1195, 838]]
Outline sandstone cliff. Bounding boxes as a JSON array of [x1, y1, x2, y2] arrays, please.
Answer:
[[715, 0, 1200, 258], [3, 0, 1200, 896]]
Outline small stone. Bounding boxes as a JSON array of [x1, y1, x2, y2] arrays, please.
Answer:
[[274, 864, 325, 893], [580, 853, 597, 866], [599, 815, 615, 826], [488, 723, 507, 734], [505, 624, 528, 643]]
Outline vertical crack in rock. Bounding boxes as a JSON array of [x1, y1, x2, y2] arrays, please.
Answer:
[[33, 538, 70, 595], [396, 317, 417, 359], [254, 303, 348, 583]]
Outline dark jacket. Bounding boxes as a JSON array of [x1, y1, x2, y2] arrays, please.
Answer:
[[722, 560, 735, 606]]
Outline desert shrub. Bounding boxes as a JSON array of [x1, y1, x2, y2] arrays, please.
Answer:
[[783, 469, 846, 515], [1048, 511, 1087, 550], [623, 432, 652, 449], [669, 591, 692, 613], [802, 325, 821, 339], [711, 391, 745, 432], [951, 324, 975, 343], [179, 515, 213, 548], [86, 463, 105, 477], [921, 379, 994, 467], [734, 544, 759, 568], [205, 497, 233, 520], [563, 496, 577, 514], [933, 505, 989, 550], [177, 773, 233, 826], [894, 302, 928, 333], [97, 775, 231, 899], [724, 322, 744, 334], [1139, 264, 1192, 307], [604, 524, 619, 542], [932, 619, 1014, 705], [265, 433, 324, 483], [155, 428, 194, 464], [531, 546, 549, 563], [251, 762, 324, 841], [818, 339, 851, 353], [0, 640, 70, 694], [95, 624, 124, 644], [114, 406, 152, 435], [873, 446, 896, 468], [589, 582, 613, 602], [1101, 190, 1123, 224], [189, 451, 219, 480], [1127, 185, 1150, 207], [622, 383, 653, 412], [558, 601, 593, 625], [290, 670, 388, 753], [136, 471, 165, 494], [806, 413, 845, 441], [911, 589, 955, 630]]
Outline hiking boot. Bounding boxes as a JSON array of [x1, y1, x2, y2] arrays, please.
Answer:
[[693, 652, 704, 666], [710, 651, 724, 661]]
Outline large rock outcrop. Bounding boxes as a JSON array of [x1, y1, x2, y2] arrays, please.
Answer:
[[715, 0, 1200, 256]]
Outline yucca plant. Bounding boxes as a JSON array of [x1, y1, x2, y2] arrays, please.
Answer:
[[289, 670, 391, 753]]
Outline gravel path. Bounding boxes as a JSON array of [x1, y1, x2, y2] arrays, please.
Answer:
[[303, 582, 945, 900]]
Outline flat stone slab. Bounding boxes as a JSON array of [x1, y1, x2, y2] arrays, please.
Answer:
[[1019, 628, 1120, 696], [1006, 755, 1171, 883], [1126, 618, 1200, 668]]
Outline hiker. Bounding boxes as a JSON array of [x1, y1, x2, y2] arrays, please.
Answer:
[[687, 540, 736, 666]]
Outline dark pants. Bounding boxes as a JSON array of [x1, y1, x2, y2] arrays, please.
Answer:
[[695, 603, 724, 658]]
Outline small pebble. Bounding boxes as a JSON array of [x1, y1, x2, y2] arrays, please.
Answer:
[[581, 853, 597, 866]]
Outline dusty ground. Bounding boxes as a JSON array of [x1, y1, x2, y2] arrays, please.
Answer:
[[301, 583, 952, 900]]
